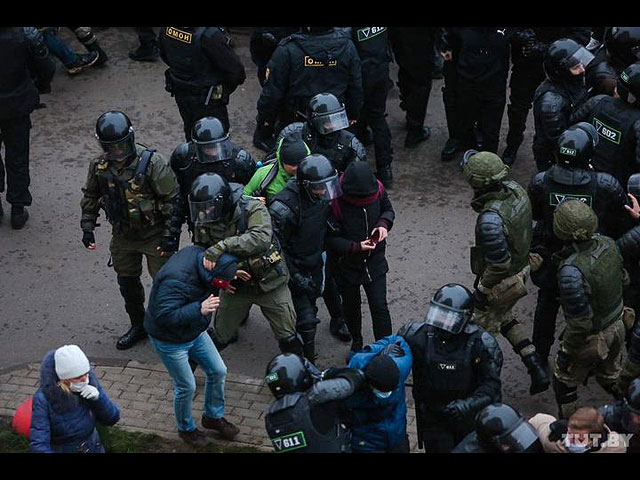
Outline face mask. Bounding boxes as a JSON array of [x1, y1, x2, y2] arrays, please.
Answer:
[[563, 436, 590, 453], [372, 388, 393, 399], [70, 380, 88, 393]]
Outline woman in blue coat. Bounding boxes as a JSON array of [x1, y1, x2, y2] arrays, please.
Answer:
[[30, 345, 120, 453], [345, 334, 413, 452]]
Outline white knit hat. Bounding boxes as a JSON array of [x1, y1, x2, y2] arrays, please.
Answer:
[[54, 345, 90, 380]]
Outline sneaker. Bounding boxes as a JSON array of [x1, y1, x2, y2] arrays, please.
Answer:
[[128, 44, 159, 62], [66, 51, 99, 75], [10, 206, 28, 230], [202, 415, 240, 440], [178, 428, 210, 447]]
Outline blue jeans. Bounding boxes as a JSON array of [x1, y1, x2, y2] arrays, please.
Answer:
[[42, 27, 78, 66], [150, 331, 227, 432]]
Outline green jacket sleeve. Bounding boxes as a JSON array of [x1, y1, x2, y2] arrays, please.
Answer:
[[80, 159, 101, 232], [243, 165, 270, 197]]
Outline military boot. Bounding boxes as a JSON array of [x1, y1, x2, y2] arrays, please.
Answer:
[[117, 324, 147, 350], [10, 206, 29, 230], [128, 43, 159, 62], [441, 138, 461, 162], [116, 276, 148, 350], [298, 326, 318, 362], [522, 353, 551, 395], [330, 316, 352, 342], [376, 166, 393, 189], [502, 144, 519, 167], [404, 126, 431, 148]]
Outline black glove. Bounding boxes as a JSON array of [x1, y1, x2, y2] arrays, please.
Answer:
[[82, 231, 95, 248], [442, 399, 472, 422], [548, 419, 569, 442], [261, 32, 277, 47], [557, 350, 571, 374], [159, 236, 179, 254], [523, 40, 547, 58], [472, 289, 489, 311], [382, 341, 405, 357], [292, 272, 317, 294]]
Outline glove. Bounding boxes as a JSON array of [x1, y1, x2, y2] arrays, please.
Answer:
[[261, 32, 277, 47], [472, 289, 489, 311], [523, 40, 547, 58], [548, 419, 569, 442], [557, 350, 571, 374], [442, 399, 472, 422], [159, 236, 179, 254], [79, 384, 100, 401], [382, 341, 405, 357], [82, 231, 95, 248], [292, 272, 317, 294]]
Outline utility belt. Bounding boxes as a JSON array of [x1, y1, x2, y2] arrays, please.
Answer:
[[244, 240, 286, 284], [164, 71, 225, 103]]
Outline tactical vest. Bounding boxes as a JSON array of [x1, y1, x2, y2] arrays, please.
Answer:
[[304, 126, 358, 173], [587, 96, 640, 186], [586, 49, 618, 97], [471, 181, 532, 277], [560, 235, 624, 332], [351, 27, 391, 69], [265, 392, 348, 453], [412, 326, 478, 409], [273, 182, 329, 270], [96, 148, 162, 234], [161, 27, 220, 91]]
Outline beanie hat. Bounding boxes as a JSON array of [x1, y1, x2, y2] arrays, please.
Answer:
[[364, 355, 400, 392], [54, 345, 90, 380], [342, 161, 378, 196], [277, 132, 311, 166]]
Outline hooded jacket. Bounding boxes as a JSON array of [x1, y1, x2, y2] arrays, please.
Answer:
[[257, 28, 363, 121], [30, 351, 120, 453], [144, 245, 217, 343], [345, 335, 413, 452]]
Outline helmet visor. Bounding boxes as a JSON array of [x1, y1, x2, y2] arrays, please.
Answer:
[[96, 130, 136, 162], [491, 421, 541, 453], [425, 301, 469, 334], [195, 137, 233, 163], [565, 46, 595, 70], [189, 196, 225, 225], [313, 109, 349, 135], [305, 173, 342, 201]]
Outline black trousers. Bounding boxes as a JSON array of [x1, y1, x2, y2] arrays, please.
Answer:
[[505, 62, 545, 151], [397, 66, 433, 132], [290, 268, 323, 330], [355, 68, 393, 170], [135, 27, 157, 48], [455, 79, 506, 153], [174, 93, 229, 142], [0, 115, 32, 207], [531, 259, 560, 359], [337, 273, 392, 345], [441, 60, 459, 140]]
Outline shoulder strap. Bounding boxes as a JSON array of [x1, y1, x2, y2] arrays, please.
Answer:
[[258, 162, 280, 195], [236, 197, 250, 234], [132, 149, 155, 189]]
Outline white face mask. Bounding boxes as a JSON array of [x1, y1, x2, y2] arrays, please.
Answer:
[[563, 436, 590, 454], [70, 380, 88, 393], [372, 388, 393, 399]]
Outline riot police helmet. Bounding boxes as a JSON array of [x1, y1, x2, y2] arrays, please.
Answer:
[[604, 27, 640, 68], [307, 93, 350, 135], [425, 283, 474, 335], [265, 353, 314, 399], [188, 173, 233, 226], [95, 111, 136, 163], [622, 378, 640, 434], [617, 62, 640, 108], [228, 149, 257, 185], [191, 116, 233, 164], [476, 403, 543, 453], [544, 38, 595, 81], [297, 154, 341, 201], [628, 173, 640, 198], [555, 122, 599, 168]]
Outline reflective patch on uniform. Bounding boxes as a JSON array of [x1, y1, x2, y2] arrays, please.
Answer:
[[593, 117, 622, 145], [621, 71, 630, 83], [549, 193, 593, 207], [356, 27, 387, 42], [265, 372, 279, 383], [165, 27, 192, 44], [304, 56, 337, 67], [437, 362, 457, 371], [560, 147, 577, 156], [272, 431, 307, 452]]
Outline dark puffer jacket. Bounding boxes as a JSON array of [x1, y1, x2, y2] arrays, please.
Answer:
[[30, 350, 120, 453], [144, 245, 216, 344], [327, 162, 395, 285]]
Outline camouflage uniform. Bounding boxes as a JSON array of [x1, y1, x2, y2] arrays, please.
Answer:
[[551, 199, 628, 418], [81, 144, 182, 348]]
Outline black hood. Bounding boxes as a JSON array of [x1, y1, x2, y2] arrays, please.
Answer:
[[342, 162, 378, 196]]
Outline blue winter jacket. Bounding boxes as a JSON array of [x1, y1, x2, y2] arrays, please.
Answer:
[[144, 246, 216, 343], [345, 335, 413, 452], [30, 350, 120, 453]]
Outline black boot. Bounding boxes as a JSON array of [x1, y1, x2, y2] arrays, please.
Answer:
[[404, 126, 431, 148], [129, 43, 159, 62], [376, 166, 393, 188], [298, 326, 318, 362], [502, 145, 519, 167], [10, 206, 28, 230], [441, 138, 462, 162], [117, 325, 147, 350], [522, 353, 551, 395], [116, 276, 147, 350], [88, 43, 108, 66], [330, 317, 352, 342]]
